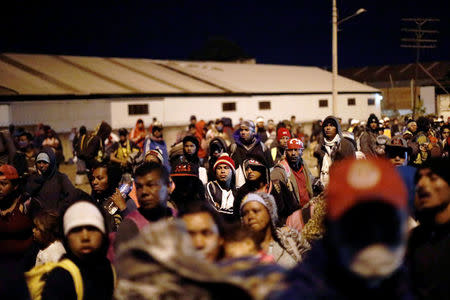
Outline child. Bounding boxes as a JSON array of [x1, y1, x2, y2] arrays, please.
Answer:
[[32, 210, 66, 266], [41, 201, 115, 300]]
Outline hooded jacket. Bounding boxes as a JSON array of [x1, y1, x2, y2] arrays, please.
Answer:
[[313, 116, 355, 170], [230, 128, 274, 169], [359, 114, 382, 157], [26, 147, 77, 212], [207, 137, 229, 181]]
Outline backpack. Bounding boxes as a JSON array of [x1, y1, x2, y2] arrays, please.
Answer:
[[77, 134, 94, 160], [25, 259, 83, 300]]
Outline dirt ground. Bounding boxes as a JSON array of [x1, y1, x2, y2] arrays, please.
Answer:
[[59, 162, 91, 193]]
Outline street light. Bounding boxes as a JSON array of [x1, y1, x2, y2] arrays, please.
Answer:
[[332, 1, 366, 116]]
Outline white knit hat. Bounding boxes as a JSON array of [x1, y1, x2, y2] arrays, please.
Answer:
[[240, 192, 278, 228], [63, 201, 105, 235]]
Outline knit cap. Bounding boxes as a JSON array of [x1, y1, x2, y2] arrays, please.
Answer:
[[213, 153, 235, 173], [327, 158, 407, 221], [145, 149, 164, 164], [241, 120, 255, 133], [63, 201, 106, 235], [171, 162, 199, 178], [277, 128, 291, 141], [240, 192, 278, 228]]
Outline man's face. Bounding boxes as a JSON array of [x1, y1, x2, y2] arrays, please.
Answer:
[[182, 212, 223, 262], [286, 148, 302, 165], [240, 125, 252, 141], [257, 122, 264, 129], [324, 123, 337, 139], [215, 164, 232, 182], [36, 161, 50, 175], [119, 135, 127, 143], [153, 128, 162, 138], [18, 135, 30, 149], [409, 123, 417, 133], [387, 148, 407, 166], [184, 141, 197, 155], [268, 123, 275, 131], [370, 122, 378, 130], [90, 167, 109, 194], [67, 226, 103, 259], [0, 179, 17, 201], [442, 128, 450, 140], [136, 171, 168, 209], [279, 136, 290, 148], [245, 166, 262, 181], [415, 168, 450, 212]]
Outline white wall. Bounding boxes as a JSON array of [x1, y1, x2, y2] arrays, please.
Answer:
[[110, 98, 164, 129], [162, 94, 380, 126], [420, 86, 435, 114], [10, 100, 111, 132], [0, 105, 10, 127]]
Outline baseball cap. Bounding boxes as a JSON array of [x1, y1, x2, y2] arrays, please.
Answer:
[[287, 138, 304, 150], [0, 165, 19, 180]]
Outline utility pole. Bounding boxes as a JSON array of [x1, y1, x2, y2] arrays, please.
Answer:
[[401, 18, 439, 117]]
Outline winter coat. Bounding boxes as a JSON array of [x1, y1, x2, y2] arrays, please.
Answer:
[[271, 159, 314, 207], [230, 129, 274, 169], [313, 116, 356, 172], [205, 180, 236, 222], [359, 130, 380, 157], [270, 239, 413, 300], [26, 147, 77, 212], [269, 227, 310, 269]]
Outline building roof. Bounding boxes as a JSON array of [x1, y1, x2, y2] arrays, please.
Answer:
[[0, 53, 379, 96], [340, 61, 450, 89]]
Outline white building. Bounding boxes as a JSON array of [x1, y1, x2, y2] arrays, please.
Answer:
[[0, 53, 381, 132]]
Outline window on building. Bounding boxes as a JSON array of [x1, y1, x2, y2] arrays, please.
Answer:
[[319, 99, 328, 107], [259, 101, 271, 110], [347, 98, 356, 106], [128, 104, 149, 115], [222, 102, 236, 112], [368, 98, 375, 106]]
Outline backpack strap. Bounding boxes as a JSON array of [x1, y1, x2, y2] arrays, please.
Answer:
[[57, 259, 83, 300]]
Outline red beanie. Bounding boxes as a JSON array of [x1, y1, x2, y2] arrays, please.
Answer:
[[277, 128, 291, 141], [327, 158, 407, 221], [213, 153, 236, 173]]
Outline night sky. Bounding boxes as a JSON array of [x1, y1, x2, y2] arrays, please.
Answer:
[[1, 0, 449, 69]]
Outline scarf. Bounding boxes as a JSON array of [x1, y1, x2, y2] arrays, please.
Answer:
[[320, 134, 340, 187]]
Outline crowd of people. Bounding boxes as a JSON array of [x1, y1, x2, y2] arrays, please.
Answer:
[[0, 113, 449, 300]]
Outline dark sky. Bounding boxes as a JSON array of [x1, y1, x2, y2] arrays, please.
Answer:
[[1, 0, 449, 69]]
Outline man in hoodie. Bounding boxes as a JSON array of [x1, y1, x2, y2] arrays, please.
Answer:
[[256, 116, 269, 143], [359, 114, 383, 157], [26, 147, 77, 212], [207, 137, 228, 182], [231, 120, 273, 188], [173, 135, 208, 185], [143, 121, 170, 172], [270, 127, 291, 164], [314, 116, 355, 187]]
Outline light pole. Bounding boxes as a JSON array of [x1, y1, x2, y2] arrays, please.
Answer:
[[332, 1, 366, 116]]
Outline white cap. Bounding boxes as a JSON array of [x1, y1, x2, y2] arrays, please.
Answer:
[[351, 119, 360, 125], [384, 117, 390, 121], [63, 201, 105, 235], [256, 116, 264, 123]]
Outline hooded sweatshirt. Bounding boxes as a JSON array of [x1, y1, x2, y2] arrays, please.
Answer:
[[359, 114, 382, 157], [83, 122, 112, 169], [26, 147, 77, 212]]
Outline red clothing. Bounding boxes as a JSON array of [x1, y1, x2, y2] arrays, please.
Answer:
[[0, 200, 33, 257], [292, 167, 310, 207]]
